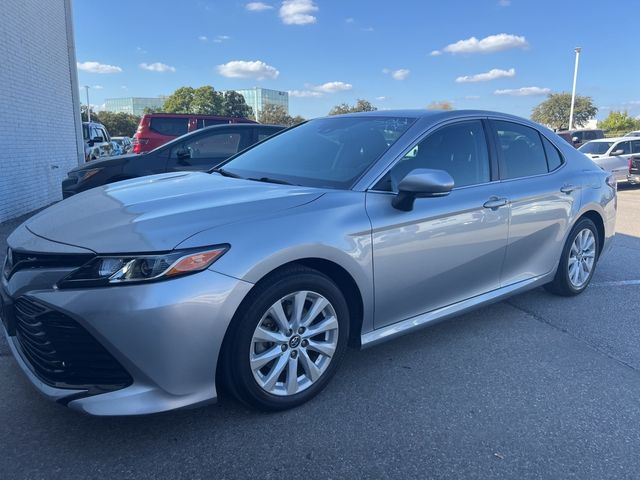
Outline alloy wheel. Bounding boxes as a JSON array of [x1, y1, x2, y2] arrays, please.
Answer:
[[249, 291, 339, 396], [568, 228, 596, 288]]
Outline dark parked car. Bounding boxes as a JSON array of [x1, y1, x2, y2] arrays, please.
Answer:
[[63, 123, 284, 198]]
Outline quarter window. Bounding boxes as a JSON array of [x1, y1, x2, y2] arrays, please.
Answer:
[[493, 121, 548, 179], [631, 140, 640, 154], [542, 136, 563, 171], [376, 120, 490, 191]]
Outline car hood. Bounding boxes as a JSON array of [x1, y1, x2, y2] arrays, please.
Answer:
[[69, 153, 140, 173], [26, 172, 324, 253]]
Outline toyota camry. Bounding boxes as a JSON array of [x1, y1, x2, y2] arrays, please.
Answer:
[[1, 110, 616, 415]]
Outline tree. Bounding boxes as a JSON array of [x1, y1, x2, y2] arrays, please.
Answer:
[[191, 86, 223, 115], [258, 104, 305, 126], [531, 93, 597, 130], [80, 105, 100, 123], [427, 101, 453, 110], [222, 91, 253, 118], [97, 111, 141, 136], [163, 86, 196, 113], [598, 111, 640, 134], [328, 99, 377, 115]]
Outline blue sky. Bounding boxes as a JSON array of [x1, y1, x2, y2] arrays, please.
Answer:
[[73, 0, 639, 120]]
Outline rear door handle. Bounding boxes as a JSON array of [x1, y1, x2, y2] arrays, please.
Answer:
[[560, 184, 576, 194], [483, 197, 508, 209]]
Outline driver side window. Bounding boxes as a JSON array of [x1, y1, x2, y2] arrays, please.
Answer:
[[375, 120, 490, 191]]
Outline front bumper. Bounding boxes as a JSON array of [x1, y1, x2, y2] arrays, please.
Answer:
[[3, 247, 252, 416]]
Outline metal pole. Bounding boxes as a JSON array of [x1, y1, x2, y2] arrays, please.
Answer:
[[84, 85, 91, 122], [568, 47, 581, 130]]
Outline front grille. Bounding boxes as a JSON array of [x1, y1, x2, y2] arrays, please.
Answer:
[[5, 249, 94, 280], [14, 297, 132, 392]]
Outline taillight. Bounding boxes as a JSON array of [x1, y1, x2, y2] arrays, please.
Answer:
[[605, 174, 617, 189]]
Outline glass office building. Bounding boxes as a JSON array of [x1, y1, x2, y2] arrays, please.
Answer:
[[104, 97, 166, 116], [232, 88, 289, 117]]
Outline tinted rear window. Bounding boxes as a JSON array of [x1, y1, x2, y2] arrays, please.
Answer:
[[150, 118, 189, 136]]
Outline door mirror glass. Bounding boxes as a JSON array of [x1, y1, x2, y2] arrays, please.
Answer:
[[392, 168, 454, 211], [610, 149, 625, 156], [572, 136, 579, 143]]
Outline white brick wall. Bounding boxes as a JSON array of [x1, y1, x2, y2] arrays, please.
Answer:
[[0, 0, 82, 223]]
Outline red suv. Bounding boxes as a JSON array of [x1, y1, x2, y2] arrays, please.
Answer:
[[132, 113, 256, 153]]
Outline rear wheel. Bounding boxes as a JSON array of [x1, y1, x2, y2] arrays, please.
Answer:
[[545, 218, 599, 296], [222, 266, 349, 411]]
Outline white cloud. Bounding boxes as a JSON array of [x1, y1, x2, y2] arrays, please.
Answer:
[[279, 0, 318, 25], [439, 33, 528, 55], [376, 96, 387, 101], [383, 68, 410, 80], [246, 2, 273, 11], [214, 35, 231, 43], [289, 90, 323, 98], [139, 62, 176, 73], [456, 67, 515, 83], [92, 85, 104, 89], [313, 81, 352, 93], [217, 60, 279, 79], [77, 61, 122, 74], [465, 95, 480, 100], [198, 35, 208, 41], [121, 85, 128, 90], [361, 26, 374, 32], [430, 50, 442, 56], [498, 0, 511, 6], [289, 81, 353, 97], [345, 17, 355, 23], [494, 86, 550, 96]]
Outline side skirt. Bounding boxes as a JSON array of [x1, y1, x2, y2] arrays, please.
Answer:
[[360, 274, 552, 349]]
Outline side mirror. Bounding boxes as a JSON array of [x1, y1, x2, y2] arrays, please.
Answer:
[[610, 149, 625, 156], [572, 136, 579, 143], [391, 168, 454, 211]]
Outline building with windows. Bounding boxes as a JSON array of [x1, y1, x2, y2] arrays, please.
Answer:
[[0, 0, 83, 223], [104, 97, 166, 116], [231, 88, 289, 117]]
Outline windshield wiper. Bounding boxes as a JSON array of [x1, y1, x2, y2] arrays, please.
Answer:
[[211, 167, 243, 179], [248, 176, 296, 186]]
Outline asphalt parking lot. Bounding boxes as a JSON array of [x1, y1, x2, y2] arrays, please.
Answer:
[[1, 186, 640, 480]]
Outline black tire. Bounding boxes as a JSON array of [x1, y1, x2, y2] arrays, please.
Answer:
[[221, 265, 350, 411], [544, 217, 599, 297]]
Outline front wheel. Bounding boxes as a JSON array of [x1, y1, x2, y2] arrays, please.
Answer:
[[545, 218, 599, 296], [222, 266, 349, 411]]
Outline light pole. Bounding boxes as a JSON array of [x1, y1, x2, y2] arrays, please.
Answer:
[[84, 85, 91, 122], [568, 47, 581, 130]]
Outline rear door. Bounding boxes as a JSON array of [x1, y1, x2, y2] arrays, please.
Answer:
[[166, 128, 253, 172], [489, 119, 579, 285]]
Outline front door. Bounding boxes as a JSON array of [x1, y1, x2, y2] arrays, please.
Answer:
[[366, 120, 510, 328]]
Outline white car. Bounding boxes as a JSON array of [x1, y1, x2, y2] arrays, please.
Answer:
[[578, 137, 640, 184], [624, 131, 640, 138]]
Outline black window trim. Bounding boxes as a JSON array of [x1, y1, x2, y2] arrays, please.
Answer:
[[368, 117, 498, 194], [487, 118, 566, 182]]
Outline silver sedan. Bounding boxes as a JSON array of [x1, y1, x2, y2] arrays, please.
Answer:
[[1, 110, 617, 415]]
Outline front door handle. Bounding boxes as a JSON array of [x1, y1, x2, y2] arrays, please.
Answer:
[[483, 197, 508, 209]]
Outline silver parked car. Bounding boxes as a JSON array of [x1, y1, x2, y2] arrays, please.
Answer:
[[1, 110, 617, 415]]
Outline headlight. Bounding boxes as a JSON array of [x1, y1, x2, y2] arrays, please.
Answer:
[[57, 246, 228, 288]]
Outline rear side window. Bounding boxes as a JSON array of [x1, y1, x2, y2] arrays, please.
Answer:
[[542, 137, 563, 171], [493, 121, 548, 179], [584, 131, 598, 141], [631, 140, 640, 154], [150, 118, 189, 136]]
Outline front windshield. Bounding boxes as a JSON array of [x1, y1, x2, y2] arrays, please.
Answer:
[[579, 141, 612, 155], [220, 116, 415, 189]]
